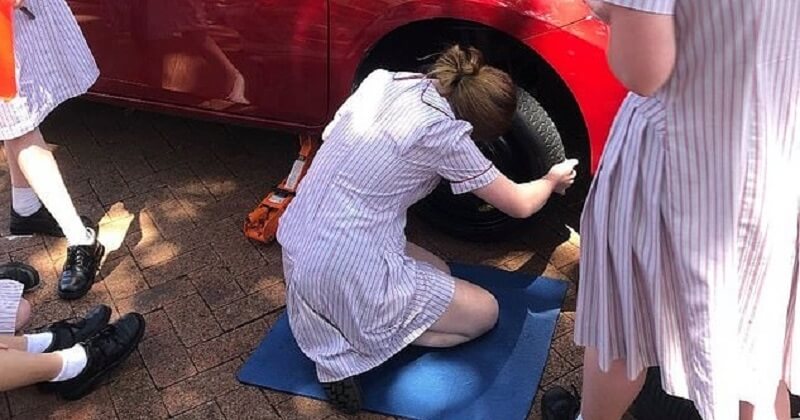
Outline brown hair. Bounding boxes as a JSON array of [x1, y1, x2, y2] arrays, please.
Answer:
[[427, 45, 517, 140]]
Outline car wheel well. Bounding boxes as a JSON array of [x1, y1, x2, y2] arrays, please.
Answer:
[[354, 18, 590, 171]]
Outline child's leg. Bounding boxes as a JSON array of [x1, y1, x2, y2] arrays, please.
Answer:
[[739, 381, 791, 420], [406, 242, 451, 275], [3, 129, 90, 245], [0, 348, 63, 391], [580, 348, 645, 420], [405, 242, 498, 347], [412, 278, 499, 347], [14, 298, 31, 332]]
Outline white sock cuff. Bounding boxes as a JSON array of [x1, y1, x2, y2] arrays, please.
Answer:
[[24, 332, 54, 353], [50, 344, 88, 382], [67, 226, 95, 247], [11, 187, 41, 217]]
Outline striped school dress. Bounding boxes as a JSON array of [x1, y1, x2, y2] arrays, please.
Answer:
[[0, 0, 98, 140], [0, 279, 23, 334], [574, 0, 800, 419], [277, 70, 499, 382]]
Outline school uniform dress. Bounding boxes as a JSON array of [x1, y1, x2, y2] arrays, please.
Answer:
[[277, 70, 499, 382], [574, 0, 800, 418], [0, 0, 98, 140]]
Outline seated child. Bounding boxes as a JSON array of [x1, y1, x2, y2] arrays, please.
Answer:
[[0, 262, 145, 399], [276, 45, 578, 414]]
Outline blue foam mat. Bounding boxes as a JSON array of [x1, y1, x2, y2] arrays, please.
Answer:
[[238, 263, 568, 420]]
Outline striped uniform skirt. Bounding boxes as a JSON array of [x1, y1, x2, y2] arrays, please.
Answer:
[[575, 94, 800, 420], [0, 0, 98, 140], [0, 280, 23, 334]]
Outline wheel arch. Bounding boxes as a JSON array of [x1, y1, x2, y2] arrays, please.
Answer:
[[350, 17, 594, 175]]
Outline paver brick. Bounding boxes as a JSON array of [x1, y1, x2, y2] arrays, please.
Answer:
[[189, 316, 272, 372], [171, 401, 226, 420], [138, 325, 198, 388], [161, 359, 243, 416], [164, 293, 223, 347], [216, 387, 280, 419], [213, 282, 285, 331]]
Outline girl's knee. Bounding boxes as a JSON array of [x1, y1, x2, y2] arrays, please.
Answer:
[[471, 292, 499, 338], [15, 299, 31, 332]]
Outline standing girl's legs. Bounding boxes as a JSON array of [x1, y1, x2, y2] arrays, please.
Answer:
[[739, 381, 791, 420], [579, 349, 646, 420], [3, 129, 90, 245]]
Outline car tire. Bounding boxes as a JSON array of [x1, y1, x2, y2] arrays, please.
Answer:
[[413, 87, 566, 241]]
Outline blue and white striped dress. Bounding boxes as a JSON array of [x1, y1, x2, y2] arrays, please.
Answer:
[[575, 0, 800, 418], [277, 70, 499, 382], [0, 0, 98, 140], [0, 280, 23, 334]]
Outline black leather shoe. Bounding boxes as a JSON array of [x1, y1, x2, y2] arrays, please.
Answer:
[[0, 261, 40, 293], [321, 376, 362, 415], [541, 386, 581, 420], [58, 230, 105, 300], [54, 312, 146, 401], [10, 207, 94, 238], [36, 305, 112, 393], [43, 305, 112, 352]]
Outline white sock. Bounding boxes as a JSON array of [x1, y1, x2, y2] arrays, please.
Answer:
[[24, 332, 54, 353], [13, 142, 90, 245], [12, 187, 42, 217], [50, 344, 88, 382], [67, 227, 95, 247]]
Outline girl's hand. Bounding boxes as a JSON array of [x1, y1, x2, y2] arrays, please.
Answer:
[[545, 159, 579, 195], [14, 0, 25, 9], [585, 0, 611, 23]]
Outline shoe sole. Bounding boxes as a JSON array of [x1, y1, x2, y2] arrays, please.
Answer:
[[58, 244, 105, 301], [322, 378, 362, 415], [59, 313, 146, 401]]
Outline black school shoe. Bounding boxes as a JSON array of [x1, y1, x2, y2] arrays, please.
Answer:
[[0, 261, 40, 293], [36, 305, 112, 393], [9, 207, 93, 238], [42, 305, 112, 352], [321, 376, 363, 415], [58, 228, 105, 300], [541, 386, 581, 420], [53, 312, 146, 401]]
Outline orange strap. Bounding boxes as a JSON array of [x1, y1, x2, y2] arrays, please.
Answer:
[[0, 0, 15, 101], [244, 135, 320, 244]]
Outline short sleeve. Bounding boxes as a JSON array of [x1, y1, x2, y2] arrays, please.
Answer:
[[604, 0, 676, 15], [429, 120, 500, 195]]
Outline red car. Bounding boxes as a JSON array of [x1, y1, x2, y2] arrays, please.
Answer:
[[68, 0, 625, 239]]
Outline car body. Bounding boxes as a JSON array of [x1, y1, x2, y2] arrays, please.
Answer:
[[68, 0, 624, 173]]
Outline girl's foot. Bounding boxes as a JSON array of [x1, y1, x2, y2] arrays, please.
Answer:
[[51, 313, 146, 401], [226, 71, 250, 104], [322, 376, 362, 415], [541, 385, 581, 420]]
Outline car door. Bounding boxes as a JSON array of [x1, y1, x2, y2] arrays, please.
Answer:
[[66, 0, 329, 126]]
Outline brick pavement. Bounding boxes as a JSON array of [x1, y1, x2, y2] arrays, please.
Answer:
[[0, 100, 587, 420]]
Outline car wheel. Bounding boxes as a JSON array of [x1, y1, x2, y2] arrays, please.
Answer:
[[413, 87, 566, 241]]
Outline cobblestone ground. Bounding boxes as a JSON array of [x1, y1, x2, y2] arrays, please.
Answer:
[[1, 100, 591, 420]]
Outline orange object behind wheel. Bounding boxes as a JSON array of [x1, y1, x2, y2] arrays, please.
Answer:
[[0, 0, 15, 100], [244, 135, 320, 244]]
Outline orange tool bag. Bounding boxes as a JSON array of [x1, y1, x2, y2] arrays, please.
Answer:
[[244, 134, 320, 244], [0, 0, 16, 100]]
